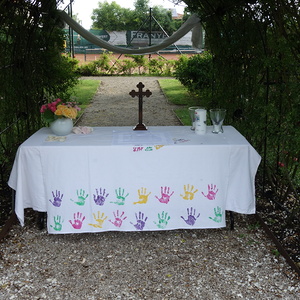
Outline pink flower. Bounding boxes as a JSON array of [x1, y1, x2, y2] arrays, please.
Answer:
[[40, 105, 47, 113]]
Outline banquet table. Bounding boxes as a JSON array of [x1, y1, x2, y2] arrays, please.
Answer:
[[8, 126, 261, 234]]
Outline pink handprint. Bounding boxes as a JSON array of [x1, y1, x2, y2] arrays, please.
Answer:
[[155, 186, 174, 204], [202, 184, 218, 200], [69, 212, 85, 229], [109, 210, 127, 227]]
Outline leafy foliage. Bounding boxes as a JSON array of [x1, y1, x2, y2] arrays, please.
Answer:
[[174, 52, 214, 100], [91, 0, 181, 34], [179, 0, 300, 228], [0, 0, 79, 221], [76, 54, 176, 76], [91, 1, 133, 31]]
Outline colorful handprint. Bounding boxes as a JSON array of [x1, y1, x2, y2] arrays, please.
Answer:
[[181, 207, 200, 226], [133, 187, 151, 204], [111, 187, 129, 205], [89, 211, 108, 228], [71, 189, 88, 206], [202, 184, 218, 200], [154, 211, 170, 229], [109, 210, 127, 227], [49, 190, 63, 207], [180, 184, 198, 200], [155, 186, 174, 204], [93, 188, 109, 206], [209, 206, 223, 223], [131, 211, 148, 230], [50, 215, 63, 231], [69, 212, 85, 229]]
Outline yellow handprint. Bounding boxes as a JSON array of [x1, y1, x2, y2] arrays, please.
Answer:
[[88, 211, 108, 228], [133, 187, 151, 204], [180, 184, 198, 200]]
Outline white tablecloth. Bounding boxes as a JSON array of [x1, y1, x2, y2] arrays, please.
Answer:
[[8, 126, 261, 234]]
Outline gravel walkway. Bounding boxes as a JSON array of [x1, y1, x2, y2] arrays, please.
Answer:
[[0, 77, 299, 299], [76, 76, 182, 127]]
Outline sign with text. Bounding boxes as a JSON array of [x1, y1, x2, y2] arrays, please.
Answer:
[[126, 31, 168, 46]]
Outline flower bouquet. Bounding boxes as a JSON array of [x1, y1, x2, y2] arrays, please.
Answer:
[[40, 99, 81, 136], [40, 98, 80, 123]]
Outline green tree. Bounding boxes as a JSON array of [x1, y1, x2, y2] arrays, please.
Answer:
[[151, 6, 176, 35], [91, 0, 178, 33], [134, 0, 150, 15], [72, 13, 82, 25], [91, 1, 134, 30], [133, 0, 175, 34]]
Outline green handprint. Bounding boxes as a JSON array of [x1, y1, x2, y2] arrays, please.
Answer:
[[154, 211, 170, 229], [111, 187, 129, 205], [209, 206, 223, 223], [71, 189, 88, 206], [50, 215, 63, 231]]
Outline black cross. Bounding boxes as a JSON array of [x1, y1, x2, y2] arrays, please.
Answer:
[[129, 82, 152, 130]]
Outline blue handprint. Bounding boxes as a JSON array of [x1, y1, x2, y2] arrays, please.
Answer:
[[181, 207, 200, 226], [93, 188, 109, 206], [131, 211, 148, 230], [49, 190, 63, 207]]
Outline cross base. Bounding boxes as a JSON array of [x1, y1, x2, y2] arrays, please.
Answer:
[[133, 123, 147, 130]]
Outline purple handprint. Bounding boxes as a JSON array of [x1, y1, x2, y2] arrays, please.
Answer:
[[181, 207, 200, 226], [202, 184, 218, 200], [131, 211, 148, 230], [69, 212, 85, 229], [93, 188, 109, 206], [49, 190, 63, 207], [109, 210, 127, 228], [155, 186, 174, 204]]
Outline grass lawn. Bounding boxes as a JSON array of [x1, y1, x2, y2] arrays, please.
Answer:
[[70, 79, 100, 119], [158, 78, 199, 125]]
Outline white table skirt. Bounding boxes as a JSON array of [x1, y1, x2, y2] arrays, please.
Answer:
[[8, 126, 261, 234]]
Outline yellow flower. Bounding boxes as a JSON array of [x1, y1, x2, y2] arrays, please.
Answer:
[[55, 105, 77, 119]]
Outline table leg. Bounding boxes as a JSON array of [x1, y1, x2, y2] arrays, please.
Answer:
[[37, 212, 46, 230], [229, 211, 234, 230]]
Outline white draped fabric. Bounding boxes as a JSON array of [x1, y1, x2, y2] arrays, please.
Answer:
[[59, 10, 202, 54], [8, 126, 261, 234]]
